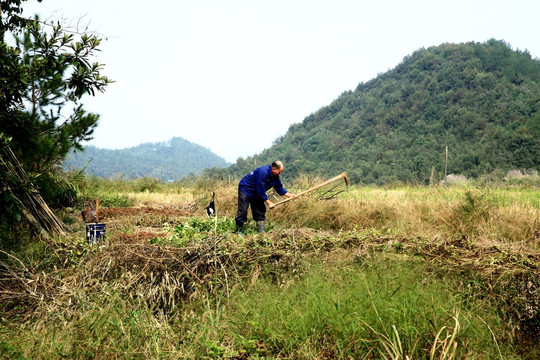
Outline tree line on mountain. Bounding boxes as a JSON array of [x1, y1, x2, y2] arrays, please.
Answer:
[[220, 39, 540, 185], [63, 137, 229, 181]]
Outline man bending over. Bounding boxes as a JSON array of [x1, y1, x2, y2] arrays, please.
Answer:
[[235, 161, 296, 234]]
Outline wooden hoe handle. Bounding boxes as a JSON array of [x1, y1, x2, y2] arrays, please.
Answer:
[[271, 172, 349, 208]]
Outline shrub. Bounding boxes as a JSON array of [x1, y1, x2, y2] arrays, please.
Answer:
[[504, 170, 540, 187], [444, 174, 470, 187]]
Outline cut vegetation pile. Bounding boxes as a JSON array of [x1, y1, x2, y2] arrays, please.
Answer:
[[0, 181, 539, 359]]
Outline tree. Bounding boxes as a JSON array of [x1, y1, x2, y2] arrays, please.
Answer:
[[0, 0, 40, 37], [1, 1, 111, 225], [7, 17, 111, 171]]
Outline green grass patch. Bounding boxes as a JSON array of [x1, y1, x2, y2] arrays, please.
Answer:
[[150, 217, 275, 246], [0, 290, 180, 359], [197, 255, 519, 359]]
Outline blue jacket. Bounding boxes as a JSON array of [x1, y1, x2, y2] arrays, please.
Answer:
[[238, 165, 287, 201]]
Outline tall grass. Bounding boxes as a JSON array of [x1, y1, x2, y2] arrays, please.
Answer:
[[1, 290, 181, 359], [265, 186, 539, 249], [178, 255, 515, 359]]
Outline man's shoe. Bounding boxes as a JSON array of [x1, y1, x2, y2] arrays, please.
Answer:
[[256, 220, 265, 234], [235, 223, 244, 236]]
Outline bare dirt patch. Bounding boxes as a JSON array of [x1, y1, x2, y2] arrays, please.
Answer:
[[99, 205, 195, 219]]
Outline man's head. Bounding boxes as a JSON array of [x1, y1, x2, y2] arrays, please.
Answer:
[[271, 161, 284, 176]]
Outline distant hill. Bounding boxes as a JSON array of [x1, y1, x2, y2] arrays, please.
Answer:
[[225, 39, 540, 184], [63, 137, 230, 180]]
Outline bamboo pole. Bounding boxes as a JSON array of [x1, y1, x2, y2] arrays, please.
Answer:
[[96, 199, 100, 223], [0, 146, 67, 236]]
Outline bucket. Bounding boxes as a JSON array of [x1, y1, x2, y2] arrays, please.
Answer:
[[86, 223, 106, 244]]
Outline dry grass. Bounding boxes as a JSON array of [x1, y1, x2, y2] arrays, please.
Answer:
[[123, 190, 195, 206], [266, 186, 539, 249]]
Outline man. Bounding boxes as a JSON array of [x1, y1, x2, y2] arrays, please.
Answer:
[[235, 161, 296, 234]]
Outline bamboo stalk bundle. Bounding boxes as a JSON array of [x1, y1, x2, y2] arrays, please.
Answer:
[[0, 146, 67, 236]]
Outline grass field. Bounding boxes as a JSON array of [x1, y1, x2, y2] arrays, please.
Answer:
[[0, 178, 538, 359]]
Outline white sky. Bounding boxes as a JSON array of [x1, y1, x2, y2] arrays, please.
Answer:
[[22, 0, 540, 163]]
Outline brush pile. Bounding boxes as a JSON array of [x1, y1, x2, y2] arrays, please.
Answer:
[[0, 238, 225, 316], [83, 236, 232, 312], [0, 231, 299, 318], [0, 250, 59, 317]]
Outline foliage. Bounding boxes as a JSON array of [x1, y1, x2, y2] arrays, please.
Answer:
[[32, 172, 78, 208], [153, 218, 233, 246], [225, 39, 540, 185], [152, 217, 270, 247], [63, 137, 230, 181], [444, 174, 470, 187], [3, 17, 112, 173], [0, 0, 41, 36], [1, 2, 111, 232]]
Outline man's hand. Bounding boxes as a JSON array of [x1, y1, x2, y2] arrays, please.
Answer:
[[266, 200, 275, 209]]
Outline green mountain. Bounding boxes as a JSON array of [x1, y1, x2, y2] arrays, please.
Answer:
[[227, 39, 540, 185], [63, 137, 230, 180]]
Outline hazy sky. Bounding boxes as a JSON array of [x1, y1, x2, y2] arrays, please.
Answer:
[[21, 0, 540, 163]]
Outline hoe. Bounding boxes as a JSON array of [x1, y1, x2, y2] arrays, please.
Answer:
[[271, 172, 350, 208]]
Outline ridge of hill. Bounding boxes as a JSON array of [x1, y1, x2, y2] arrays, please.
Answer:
[[63, 137, 230, 180], [226, 39, 540, 184]]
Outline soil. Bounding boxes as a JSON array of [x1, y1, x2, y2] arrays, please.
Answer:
[[98, 205, 194, 219]]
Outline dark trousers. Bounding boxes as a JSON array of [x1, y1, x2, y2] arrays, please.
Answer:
[[235, 190, 266, 226]]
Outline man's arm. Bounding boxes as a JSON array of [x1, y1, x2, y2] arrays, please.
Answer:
[[267, 192, 296, 209], [255, 167, 269, 200]]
